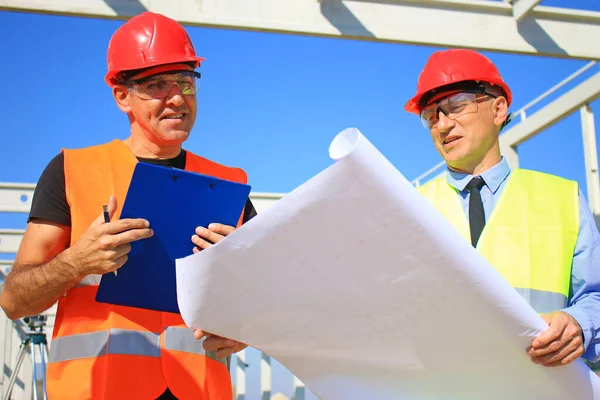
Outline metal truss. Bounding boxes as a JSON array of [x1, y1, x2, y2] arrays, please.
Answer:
[[1, 0, 600, 60]]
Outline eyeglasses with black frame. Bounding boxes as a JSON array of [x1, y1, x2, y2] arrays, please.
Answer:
[[420, 89, 497, 129]]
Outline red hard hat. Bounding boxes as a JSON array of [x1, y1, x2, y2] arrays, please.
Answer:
[[105, 12, 205, 86], [404, 49, 512, 115]]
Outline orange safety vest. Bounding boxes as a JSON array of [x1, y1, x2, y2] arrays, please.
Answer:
[[46, 139, 248, 400]]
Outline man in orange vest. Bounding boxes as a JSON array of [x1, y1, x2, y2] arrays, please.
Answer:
[[0, 11, 249, 400], [405, 49, 600, 369]]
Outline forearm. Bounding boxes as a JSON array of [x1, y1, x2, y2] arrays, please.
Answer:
[[563, 295, 600, 362], [1, 249, 81, 320], [563, 190, 600, 363]]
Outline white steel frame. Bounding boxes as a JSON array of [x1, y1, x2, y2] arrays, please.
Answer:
[[2, 0, 600, 60], [1, 0, 600, 398]]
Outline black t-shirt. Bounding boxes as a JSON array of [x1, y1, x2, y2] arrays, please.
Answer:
[[29, 150, 257, 225]]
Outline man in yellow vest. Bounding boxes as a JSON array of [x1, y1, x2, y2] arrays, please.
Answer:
[[405, 48, 600, 368], [0, 12, 248, 400]]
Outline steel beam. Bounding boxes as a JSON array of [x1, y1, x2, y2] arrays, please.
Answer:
[[2, 0, 600, 60], [500, 71, 600, 149], [581, 105, 600, 218], [235, 349, 247, 400], [0, 183, 282, 215], [260, 353, 272, 400], [0, 183, 34, 213], [0, 229, 24, 254], [0, 182, 283, 254], [0, 260, 13, 280], [249, 193, 284, 214], [511, 0, 542, 22]]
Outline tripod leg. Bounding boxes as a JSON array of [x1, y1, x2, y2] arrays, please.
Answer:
[[39, 343, 48, 400], [31, 340, 38, 400], [2, 338, 30, 400]]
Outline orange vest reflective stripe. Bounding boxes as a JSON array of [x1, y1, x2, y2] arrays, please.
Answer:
[[46, 139, 248, 400]]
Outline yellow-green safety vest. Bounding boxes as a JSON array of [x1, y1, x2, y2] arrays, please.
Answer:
[[417, 168, 580, 313]]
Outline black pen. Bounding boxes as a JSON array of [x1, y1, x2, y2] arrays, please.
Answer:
[[102, 205, 117, 277], [103, 205, 110, 223]]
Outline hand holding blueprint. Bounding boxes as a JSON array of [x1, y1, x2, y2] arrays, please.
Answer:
[[176, 128, 600, 399]]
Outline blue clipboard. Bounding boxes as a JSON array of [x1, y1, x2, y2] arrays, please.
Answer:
[[95, 162, 251, 313]]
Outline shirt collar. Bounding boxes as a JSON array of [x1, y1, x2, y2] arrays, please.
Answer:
[[446, 157, 511, 194]]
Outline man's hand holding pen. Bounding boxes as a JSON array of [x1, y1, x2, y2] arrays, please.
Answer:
[[62, 195, 154, 279]]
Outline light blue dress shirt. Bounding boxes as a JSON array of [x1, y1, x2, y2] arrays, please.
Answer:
[[446, 157, 600, 363]]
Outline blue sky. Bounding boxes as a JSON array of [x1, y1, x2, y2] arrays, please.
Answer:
[[1, 1, 600, 398]]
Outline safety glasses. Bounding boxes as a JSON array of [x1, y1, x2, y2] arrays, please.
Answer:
[[126, 71, 201, 100], [420, 91, 495, 129]]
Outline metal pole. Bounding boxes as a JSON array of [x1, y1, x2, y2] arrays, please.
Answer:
[[260, 353, 272, 400], [580, 104, 600, 226], [235, 349, 247, 400], [39, 341, 48, 400], [500, 144, 520, 169], [2, 338, 28, 400], [293, 376, 306, 400], [31, 340, 38, 400]]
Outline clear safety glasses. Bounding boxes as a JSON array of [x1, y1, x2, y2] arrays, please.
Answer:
[[420, 91, 496, 129], [126, 71, 201, 100]]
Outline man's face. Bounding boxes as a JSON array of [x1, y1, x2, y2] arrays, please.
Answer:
[[421, 90, 506, 173], [116, 65, 199, 147]]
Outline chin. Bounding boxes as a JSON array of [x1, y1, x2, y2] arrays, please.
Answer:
[[163, 130, 191, 143]]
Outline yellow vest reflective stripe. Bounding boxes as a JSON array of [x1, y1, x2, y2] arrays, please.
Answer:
[[417, 169, 579, 313]]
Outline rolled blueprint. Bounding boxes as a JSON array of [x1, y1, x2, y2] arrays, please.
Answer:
[[176, 128, 600, 400]]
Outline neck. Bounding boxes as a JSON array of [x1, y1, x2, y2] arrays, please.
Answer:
[[448, 149, 502, 176], [124, 127, 182, 159]]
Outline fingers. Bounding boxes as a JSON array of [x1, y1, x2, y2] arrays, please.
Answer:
[[543, 345, 585, 367], [194, 331, 242, 358], [192, 224, 235, 251], [107, 195, 118, 218], [192, 234, 213, 251], [529, 321, 582, 357], [104, 218, 151, 235], [208, 223, 235, 236], [216, 347, 236, 359], [111, 227, 154, 247], [532, 319, 567, 350], [203, 335, 237, 351], [195, 226, 224, 244], [112, 254, 129, 271], [113, 243, 132, 259], [92, 195, 118, 227], [527, 312, 584, 367], [194, 329, 207, 340], [530, 336, 584, 366], [203, 335, 239, 358]]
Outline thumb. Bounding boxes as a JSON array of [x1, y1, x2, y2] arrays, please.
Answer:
[[91, 195, 118, 226], [540, 314, 552, 325], [194, 329, 208, 340]]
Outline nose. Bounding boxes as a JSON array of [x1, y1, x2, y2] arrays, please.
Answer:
[[436, 111, 456, 134], [164, 84, 185, 107]]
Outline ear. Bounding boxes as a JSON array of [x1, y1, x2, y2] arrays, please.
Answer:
[[112, 86, 131, 114], [492, 96, 509, 128]]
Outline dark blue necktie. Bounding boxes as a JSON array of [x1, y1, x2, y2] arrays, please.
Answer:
[[466, 176, 486, 247]]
